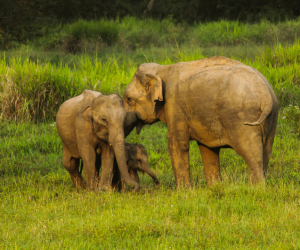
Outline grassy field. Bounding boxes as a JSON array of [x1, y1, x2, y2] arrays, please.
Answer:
[[1, 18, 300, 249]]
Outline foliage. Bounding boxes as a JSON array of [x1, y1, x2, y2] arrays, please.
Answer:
[[66, 19, 119, 45], [1, 0, 300, 48], [0, 57, 82, 122], [1, 39, 300, 122], [32, 18, 300, 54], [0, 110, 300, 248]]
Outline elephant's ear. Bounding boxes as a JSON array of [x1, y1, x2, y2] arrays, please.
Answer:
[[83, 106, 90, 122], [146, 74, 163, 103]]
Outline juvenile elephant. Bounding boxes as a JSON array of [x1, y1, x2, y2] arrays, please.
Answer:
[[123, 56, 278, 187], [112, 143, 160, 190], [56, 90, 139, 191]]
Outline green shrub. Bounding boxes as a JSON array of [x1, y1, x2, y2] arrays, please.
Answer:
[[29, 17, 300, 54], [66, 19, 119, 45]]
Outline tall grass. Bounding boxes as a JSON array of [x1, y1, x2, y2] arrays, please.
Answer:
[[0, 55, 137, 122], [1, 41, 300, 122]]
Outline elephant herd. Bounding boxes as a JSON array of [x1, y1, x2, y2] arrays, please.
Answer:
[[56, 56, 278, 192]]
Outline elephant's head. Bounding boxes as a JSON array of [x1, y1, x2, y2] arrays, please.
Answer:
[[125, 143, 159, 185], [123, 63, 165, 134], [83, 94, 140, 191]]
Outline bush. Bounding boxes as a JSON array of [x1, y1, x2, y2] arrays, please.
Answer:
[[66, 19, 119, 45], [38, 18, 300, 54]]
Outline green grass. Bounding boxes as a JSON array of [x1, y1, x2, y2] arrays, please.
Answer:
[[1, 19, 300, 249], [0, 112, 300, 249]]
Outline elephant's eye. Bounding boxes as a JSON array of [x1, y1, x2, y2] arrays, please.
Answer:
[[102, 117, 107, 122], [127, 97, 135, 106]]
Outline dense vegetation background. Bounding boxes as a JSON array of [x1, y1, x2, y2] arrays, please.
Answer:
[[1, 0, 300, 49]]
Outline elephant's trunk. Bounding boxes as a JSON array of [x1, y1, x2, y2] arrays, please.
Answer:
[[143, 164, 159, 185], [110, 130, 140, 191], [123, 112, 138, 137]]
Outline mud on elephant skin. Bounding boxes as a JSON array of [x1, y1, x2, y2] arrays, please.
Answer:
[[123, 56, 279, 187], [112, 143, 159, 191], [56, 90, 140, 191]]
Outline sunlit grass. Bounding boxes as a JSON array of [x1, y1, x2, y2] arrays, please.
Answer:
[[1, 105, 300, 248]]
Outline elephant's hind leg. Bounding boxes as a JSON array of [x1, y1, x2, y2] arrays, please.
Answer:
[[62, 146, 85, 189], [232, 128, 265, 185], [263, 119, 277, 176], [198, 144, 221, 186]]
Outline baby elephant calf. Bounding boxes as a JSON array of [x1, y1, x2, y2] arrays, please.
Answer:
[[112, 143, 159, 190]]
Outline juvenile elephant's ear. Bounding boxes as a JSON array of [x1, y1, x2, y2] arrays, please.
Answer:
[[146, 74, 163, 103], [83, 107, 90, 122]]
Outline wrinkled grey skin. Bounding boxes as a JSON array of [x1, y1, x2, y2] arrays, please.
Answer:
[[123, 56, 279, 187], [112, 143, 159, 190], [56, 90, 140, 191]]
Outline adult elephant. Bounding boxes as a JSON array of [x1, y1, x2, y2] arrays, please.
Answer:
[[123, 56, 278, 187], [56, 90, 139, 191]]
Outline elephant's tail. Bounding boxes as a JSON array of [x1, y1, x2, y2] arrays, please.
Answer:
[[244, 96, 273, 126]]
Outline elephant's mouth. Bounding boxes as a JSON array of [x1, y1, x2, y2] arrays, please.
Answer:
[[143, 117, 159, 124]]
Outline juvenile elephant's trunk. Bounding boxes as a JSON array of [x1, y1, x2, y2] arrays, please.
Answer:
[[143, 164, 159, 185], [110, 130, 140, 191]]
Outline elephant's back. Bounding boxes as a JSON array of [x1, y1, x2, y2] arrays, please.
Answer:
[[56, 94, 84, 125], [172, 63, 277, 146], [56, 96, 82, 150], [56, 90, 102, 120], [56, 90, 102, 150]]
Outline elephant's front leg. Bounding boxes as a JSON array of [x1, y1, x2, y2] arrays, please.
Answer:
[[198, 144, 221, 186], [80, 146, 98, 191], [167, 120, 191, 188], [99, 144, 114, 191]]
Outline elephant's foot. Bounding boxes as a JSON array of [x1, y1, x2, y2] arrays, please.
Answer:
[[69, 172, 85, 189], [176, 181, 192, 189], [72, 176, 86, 189]]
